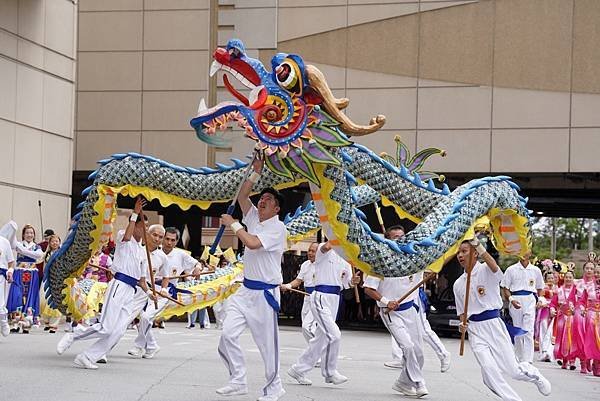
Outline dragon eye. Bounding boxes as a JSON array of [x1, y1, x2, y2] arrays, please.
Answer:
[[275, 61, 298, 91]]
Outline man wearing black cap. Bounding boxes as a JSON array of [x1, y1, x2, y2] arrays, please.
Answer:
[[217, 155, 287, 401], [38, 229, 55, 252]]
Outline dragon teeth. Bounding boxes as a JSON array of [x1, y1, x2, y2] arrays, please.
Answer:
[[210, 60, 222, 77]]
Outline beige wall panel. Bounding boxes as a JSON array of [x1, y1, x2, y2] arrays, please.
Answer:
[[304, 61, 346, 90], [572, 93, 600, 127], [348, 3, 417, 26], [0, 0, 18, 33], [145, 0, 209, 10], [0, 57, 17, 120], [418, 78, 475, 87], [143, 51, 208, 91], [220, 7, 277, 49], [45, 0, 74, 57], [12, 188, 70, 239], [142, 91, 206, 131], [418, 86, 491, 129], [43, 74, 73, 138], [417, 129, 490, 172], [419, 0, 493, 86], [346, 88, 416, 130], [494, 0, 573, 92], [491, 129, 569, 172], [13, 125, 42, 188], [17, 38, 43, 69], [572, 0, 600, 93], [143, 10, 209, 51], [76, 132, 141, 170], [15, 64, 43, 129], [141, 131, 208, 167], [214, 136, 261, 167], [570, 128, 600, 172], [354, 130, 417, 158], [420, 1, 477, 12], [0, 120, 16, 184], [0, 30, 18, 58], [280, 0, 346, 6], [347, 68, 416, 89], [77, 92, 142, 131], [17, 0, 45, 45], [492, 88, 570, 128], [278, 6, 347, 42], [0, 185, 14, 224], [78, 52, 142, 91], [347, 14, 418, 77], [44, 50, 74, 82], [79, 11, 142, 51], [41, 133, 72, 194], [79, 0, 143, 12], [277, 29, 347, 69]]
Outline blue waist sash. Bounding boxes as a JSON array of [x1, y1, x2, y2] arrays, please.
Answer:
[[511, 290, 538, 302], [243, 278, 280, 312], [315, 285, 341, 295], [0, 268, 6, 278], [304, 286, 315, 294], [155, 280, 193, 299], [114, 272, 138, 290], [395, 300, 415, 312], [469, 309, 527, 343]]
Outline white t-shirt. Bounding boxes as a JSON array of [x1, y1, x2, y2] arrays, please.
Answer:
[[453, 262, 503, 318], [164, 248, 199, 285], [313, 245, 352, 288], [112, 230, 145, 280], [363, 271, 421, 307], [297, 260, 316, 288], [241, 205, 287, 284], [0, 236, 15, 270], [500, 261, 543, 293], [141, 247, 169, 280]]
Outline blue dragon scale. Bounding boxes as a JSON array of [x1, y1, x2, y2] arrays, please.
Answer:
[[45, 39, 531, 312]]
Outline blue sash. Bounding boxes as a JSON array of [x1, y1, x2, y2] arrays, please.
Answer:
[[304, 286, 315, 294], [155, 280, 193, 299], [114, 272, 138, 290], [511, 290, 538, 302], [243, 278, 280, 312], [418, 287, 430, 312], [0, 268, 6, 278], [469, 309, 527, 343], [315, 285, 341, 295], [395, 300, 415, 312]]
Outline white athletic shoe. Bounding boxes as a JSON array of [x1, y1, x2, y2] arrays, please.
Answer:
[[96, 355, 108, 364], [287, 367, 312, 385], [535, 376, 551, 396], [73, 354, 98, 370], [416, 382, 429, 398], [392, 380, 417, 396], [384, 359, 404, 369], [440, 353, 451, 372], [215, 384, 248, 396], [325, 372, 348, 385], [314, 359, 321, 368], [127, 346, 144, 358], [143, 346, 160, 359], [56, 333, 74, 355], [257, 388, 285, 401], [0, 319, 9, 337]]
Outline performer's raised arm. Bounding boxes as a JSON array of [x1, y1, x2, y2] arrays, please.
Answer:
[[238, 155, 264, 216]]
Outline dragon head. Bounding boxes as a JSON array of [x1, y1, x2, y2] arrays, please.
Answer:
[[190, 39, 386, 183]]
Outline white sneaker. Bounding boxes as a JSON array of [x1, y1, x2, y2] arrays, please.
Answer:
[[257, 388, 285, 401], [56, 333, 74, 355], [325, 372, 348, 385], [393, 380, 417, 396], [127, 346, 144, 358], [287, 367, 312, 385], [143, 346, 160, 359], [416, 382, 429, 398], [215, 384, 248, 396], [384, 359, 404, 369], [0, 319, 9, 337], [440, 353, 451, 372], [73, 354, 98, 370], [314, 359, 321, 368], [535, 376, 551, 396], [96, 355, 108, 364]]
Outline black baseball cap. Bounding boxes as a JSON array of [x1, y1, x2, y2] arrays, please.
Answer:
[[259, 187, 284, 207], [44, 229, 55, 237]]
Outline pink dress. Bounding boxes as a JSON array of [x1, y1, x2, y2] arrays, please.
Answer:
[[580, 284, 600, 361], [575, 278, 595, 361], [550, 285, 579, 361]]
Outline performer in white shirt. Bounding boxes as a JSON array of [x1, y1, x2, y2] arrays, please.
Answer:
[[217, 155, 288, 401], [453, 239, 551, 401], [288, 241, 357, 386], [0, 235, 15, 337], [56, 197, 157, 370], [500, 252, 544, 364], [281, 242, 318, 343]]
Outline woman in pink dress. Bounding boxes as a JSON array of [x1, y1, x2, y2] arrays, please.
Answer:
[[536, 270, 557, 362], [575, 259, 596, 373], [550, 270, 579, 369], [580, 264, 600, 376]]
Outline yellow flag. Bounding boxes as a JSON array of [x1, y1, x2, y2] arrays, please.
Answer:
[[223, 247, 236, 264], [214, 245, 223, 256], [200, 246, 209, 261], [209, 254, 220, 268]]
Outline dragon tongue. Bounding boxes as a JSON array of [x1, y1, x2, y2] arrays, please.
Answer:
[[249, 85, 267, 109]]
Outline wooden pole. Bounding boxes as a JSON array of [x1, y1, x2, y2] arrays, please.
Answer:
[[155, 290, 186, 307], [459, 246, 476, 356], [140, 207, 159, 309], [374, 201, 386, 233], [287, 287, 310, 297], [351, 264, 361, 304], [385, 273, 436, 314]]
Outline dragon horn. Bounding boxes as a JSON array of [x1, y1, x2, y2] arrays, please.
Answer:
[[306, 64, 386, 136]]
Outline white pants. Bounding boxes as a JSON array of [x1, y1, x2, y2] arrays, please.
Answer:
[[381, 306, 425, 386], [218, 286, 282, 397], [72, 280, 135, 361], [301, 295, 317, 343], [293, 291, 341, 378], [134, 296, 169, 351], [391, 309, 449, 362], [128, 287, 150, 323], [469, 317, 543, 401], [509, 294, 537, 363], [538, 316, 554, 361], [213, 301, 227, 328], [0, 276, 8, 316]]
